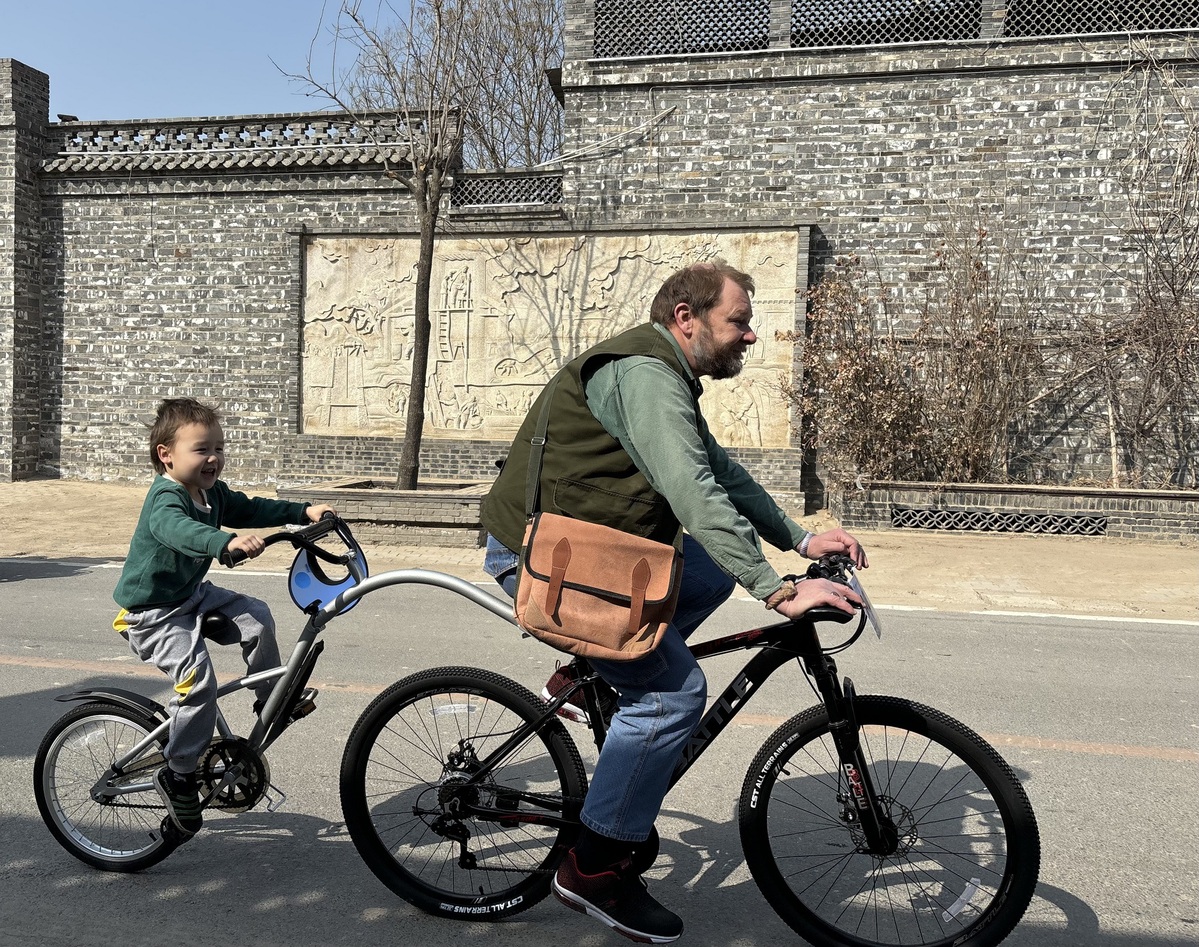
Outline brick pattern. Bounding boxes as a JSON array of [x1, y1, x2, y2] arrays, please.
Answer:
[[557, 19, 1199, 483], [278, 478, 486, 548], [0, 60, 48, 481], [5, 21, 1199, 525]]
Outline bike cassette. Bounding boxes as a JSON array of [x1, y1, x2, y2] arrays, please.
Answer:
[[198, 738, 270, 812]]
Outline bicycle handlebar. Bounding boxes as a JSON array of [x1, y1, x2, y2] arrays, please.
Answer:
[[218, 512, 352, 568]]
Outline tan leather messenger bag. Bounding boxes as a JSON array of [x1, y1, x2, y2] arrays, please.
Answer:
[[513, 377, 682, 661]]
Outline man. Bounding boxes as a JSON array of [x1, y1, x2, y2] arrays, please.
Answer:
[[480, 260, 866, 943]]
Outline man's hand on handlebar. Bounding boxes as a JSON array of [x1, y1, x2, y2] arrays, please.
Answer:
[[799, 528, 869, 569], [306, 503, 337, 522], [772, 577, 863, 622]]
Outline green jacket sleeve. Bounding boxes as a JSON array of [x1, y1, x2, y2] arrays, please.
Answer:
[[147, 487, 232, 560], [215, 481, 310, 530], [587, 356, 808, 600]]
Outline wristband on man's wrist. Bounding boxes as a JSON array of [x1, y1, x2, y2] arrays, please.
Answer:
[[764, 579, 798, 611], [799, 533, 813, 559]]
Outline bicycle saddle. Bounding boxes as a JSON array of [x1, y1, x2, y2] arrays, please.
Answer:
[[287, 536, 368, 615]]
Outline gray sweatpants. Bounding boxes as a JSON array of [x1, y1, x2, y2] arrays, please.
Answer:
[[122, 581, 281, 773]]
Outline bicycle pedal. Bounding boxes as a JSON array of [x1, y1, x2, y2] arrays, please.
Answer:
[[288, 688, 318, 723], [264, 783, 288, 813]]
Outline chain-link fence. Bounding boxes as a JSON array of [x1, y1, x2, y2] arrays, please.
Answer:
[[595, 0, 771, 57], [594, 0, 1199, 57]]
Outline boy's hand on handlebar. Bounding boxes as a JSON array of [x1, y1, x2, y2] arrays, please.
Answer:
[[226, 534, 266, 561], [773, 577, 862, 621], [800, 529, 869, 569], [306, 504, 337, 523]]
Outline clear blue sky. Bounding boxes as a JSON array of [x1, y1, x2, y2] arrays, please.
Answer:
[[2, 0, 344, 121]]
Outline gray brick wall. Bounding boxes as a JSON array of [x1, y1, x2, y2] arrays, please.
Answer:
[[0, 59, 48, 481], [557, 21, 1199, 483], [4, 17, 1199, 521]]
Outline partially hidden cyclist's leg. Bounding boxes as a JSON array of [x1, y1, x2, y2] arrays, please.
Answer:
[[193, 581, 282, 707], [483, 533, 736, 942], [122, 589, 221, 773], [581, 535, 733, 842]]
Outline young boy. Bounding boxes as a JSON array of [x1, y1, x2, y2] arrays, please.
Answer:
[[113, 398, 335, 837]]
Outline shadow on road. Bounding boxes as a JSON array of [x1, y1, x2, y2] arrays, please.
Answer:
[[0, 556, 119, 583]]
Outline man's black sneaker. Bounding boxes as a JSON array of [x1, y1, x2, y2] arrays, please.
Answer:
[[542, 662, 618, 726], [154, 766, 203, 835], [552, 848, 683, 944]]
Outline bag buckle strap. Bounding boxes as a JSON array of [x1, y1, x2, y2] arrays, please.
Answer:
[[547, 537, 571, 619], [628, 557, 651, 635]]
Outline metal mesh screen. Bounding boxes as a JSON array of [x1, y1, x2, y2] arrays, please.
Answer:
[[892, 507, 1108, 535], [1002, 0, 1199, 38], [792, 0, 980, 48], [594, 0, 770, 57], [450, 173, 562, 208], [592, 0, 1199, 56]]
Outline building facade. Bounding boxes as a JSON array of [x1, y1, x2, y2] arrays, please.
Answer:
[[3, 2, 1198, 502]]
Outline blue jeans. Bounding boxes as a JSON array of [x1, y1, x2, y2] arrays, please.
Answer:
[[484, 532, 735, 842]]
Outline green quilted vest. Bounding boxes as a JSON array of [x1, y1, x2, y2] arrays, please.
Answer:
[[480, 323, 700, 553]]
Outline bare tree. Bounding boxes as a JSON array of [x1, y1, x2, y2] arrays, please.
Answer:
[[456, 0, 564, 168], [296, 0, 562, 489]]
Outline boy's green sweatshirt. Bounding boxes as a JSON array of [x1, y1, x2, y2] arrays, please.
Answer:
[[114, 476, 309, 611]]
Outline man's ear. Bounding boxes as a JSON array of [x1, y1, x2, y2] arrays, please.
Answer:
[[156, 443, 172, 469], [673, 301, 696, 336]]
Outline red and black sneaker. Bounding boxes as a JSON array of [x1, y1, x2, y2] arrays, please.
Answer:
[[552, 847, 683, 944]]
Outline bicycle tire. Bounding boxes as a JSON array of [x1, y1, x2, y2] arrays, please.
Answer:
[[340, 666, 587, 919], [34, 702, 179, 872], [738, 695, 1039, 947]]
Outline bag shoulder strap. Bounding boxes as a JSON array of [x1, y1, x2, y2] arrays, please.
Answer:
[[525, 374, 562, 519]]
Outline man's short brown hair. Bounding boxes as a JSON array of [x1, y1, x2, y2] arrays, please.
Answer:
[[649, 260, 755, 326], [148, 398, 220, 473]]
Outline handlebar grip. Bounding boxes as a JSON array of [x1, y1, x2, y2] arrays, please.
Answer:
[[219, 544, 249, 568]]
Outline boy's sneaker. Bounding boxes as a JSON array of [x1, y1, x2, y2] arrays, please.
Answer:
[[552, 848, 682, 944], [542, 661, 618, 726], [154, 766, 203, 836]]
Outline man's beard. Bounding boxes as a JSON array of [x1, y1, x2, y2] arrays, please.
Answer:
[[693, 325, 746, 380]]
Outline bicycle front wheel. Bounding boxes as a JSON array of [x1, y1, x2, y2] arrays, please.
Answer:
[[34, 702, 178, 871], [340, 667, 587, 919], [739, 696, 1040, 947]]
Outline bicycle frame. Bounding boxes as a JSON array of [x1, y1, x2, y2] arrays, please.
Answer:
[[327, 566, 901, 859]]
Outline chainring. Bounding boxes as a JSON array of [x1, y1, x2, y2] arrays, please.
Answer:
[[197, 738, 270, 812]]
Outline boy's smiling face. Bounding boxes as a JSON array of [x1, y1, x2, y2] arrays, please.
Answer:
[[157, 421, 224, 500]]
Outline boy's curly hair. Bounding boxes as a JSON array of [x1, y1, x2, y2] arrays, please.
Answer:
[[148, 398, 220, 473]]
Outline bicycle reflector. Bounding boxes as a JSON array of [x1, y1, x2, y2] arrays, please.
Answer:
[[287, 538, 368, 615]]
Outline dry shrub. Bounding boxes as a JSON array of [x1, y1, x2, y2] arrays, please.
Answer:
[[786, 219, 1049, 485]]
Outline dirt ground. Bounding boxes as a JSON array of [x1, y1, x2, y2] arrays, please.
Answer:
[[0, 478, 1194, 622]]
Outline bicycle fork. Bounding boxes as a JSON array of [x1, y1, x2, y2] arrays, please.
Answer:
[[807, 654, 900, 857]]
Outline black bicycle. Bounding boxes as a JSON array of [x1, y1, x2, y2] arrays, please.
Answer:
[[338, 553, 1041, 947]]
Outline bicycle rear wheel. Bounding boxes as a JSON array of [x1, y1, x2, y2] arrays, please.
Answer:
[[340, 667, 587, 919], [738, 696, 1039, 947], [34, 702, 179, 871]]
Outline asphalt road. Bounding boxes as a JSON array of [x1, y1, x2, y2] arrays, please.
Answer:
[[1, 557, 1196, 947]]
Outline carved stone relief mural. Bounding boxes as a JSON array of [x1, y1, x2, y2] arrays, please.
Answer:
[[301, 230, 802, 447]]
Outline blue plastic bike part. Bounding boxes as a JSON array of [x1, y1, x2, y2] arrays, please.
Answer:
[[287, 538, 368, 615]]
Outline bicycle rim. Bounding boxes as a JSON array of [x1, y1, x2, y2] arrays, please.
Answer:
[[341, 667, 586, 918], [740, 696, 1039, 947], [34, 703, 175, 871]]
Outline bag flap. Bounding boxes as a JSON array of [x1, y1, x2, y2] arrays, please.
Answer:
[[521, 512, 680, 605]]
